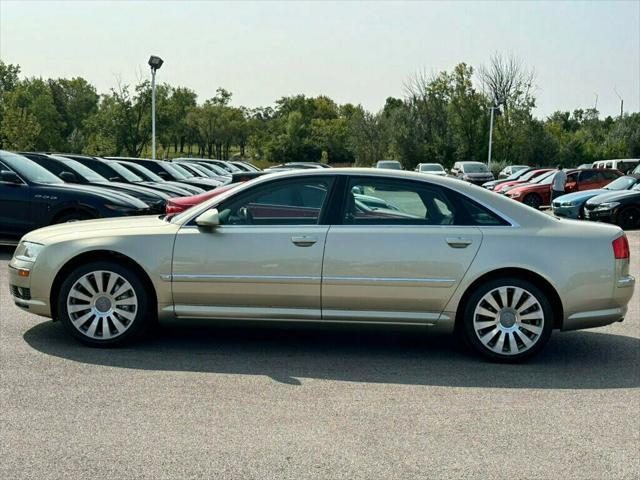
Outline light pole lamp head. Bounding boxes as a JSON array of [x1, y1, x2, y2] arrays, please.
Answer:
[[148, 55, 164, 71]]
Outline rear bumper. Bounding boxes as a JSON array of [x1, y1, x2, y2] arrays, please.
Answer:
[[562, 274, 635, 330]]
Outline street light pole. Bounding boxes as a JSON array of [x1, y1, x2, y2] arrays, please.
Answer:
[[487, 105, 497, 171], [147, 55, 164, 160], [151, 68, 156, 160]]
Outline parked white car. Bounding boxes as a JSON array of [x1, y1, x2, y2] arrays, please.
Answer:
[[415, 163, 447, 176]]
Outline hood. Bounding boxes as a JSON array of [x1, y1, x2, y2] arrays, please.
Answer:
[[507, 182, 548, 195], [97, 181, 171, 201], [553, 189, 607, 204], [586, 189, 640, 205], [23, 214, 174, 244], [164, 181, 205, 194], [139, 181, 192, 197], [39, 183, 147, 208]]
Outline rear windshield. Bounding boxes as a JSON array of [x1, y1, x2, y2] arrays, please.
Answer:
[[419, 164, 444, 172]]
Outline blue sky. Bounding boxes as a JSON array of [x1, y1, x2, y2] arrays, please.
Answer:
[[1, 0, 638, 117]]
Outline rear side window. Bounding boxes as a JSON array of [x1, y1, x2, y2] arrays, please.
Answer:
[[343, 177, 509, 226]]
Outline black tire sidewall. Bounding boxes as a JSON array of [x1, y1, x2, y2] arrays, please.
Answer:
[[617, 206, 640, 230], [57, 261, 151, 347], [523, 194, 541, 209], [462, 277, 554, 362]]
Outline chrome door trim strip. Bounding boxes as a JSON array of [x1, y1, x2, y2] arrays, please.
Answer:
[[322, 275, 456, 288], [322, 309, 439, 324], [174, 305, 320, 320], [171, 274, 321, 284]]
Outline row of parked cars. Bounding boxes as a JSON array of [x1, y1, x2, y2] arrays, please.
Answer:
[[481, 163, 640, 229], [0, 150, 266, 244], [373, 158, 640, 230]]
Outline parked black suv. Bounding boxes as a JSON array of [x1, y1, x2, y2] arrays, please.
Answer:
[[0, 151, 149, 243], [107, 157, 224, 191], [22, 153, 170, 213], [57, 154, 195, 198]]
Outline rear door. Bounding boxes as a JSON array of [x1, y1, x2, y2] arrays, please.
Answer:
[[321, 176, 486, 324]]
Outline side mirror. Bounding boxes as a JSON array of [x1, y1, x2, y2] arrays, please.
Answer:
[[195, 208, 221, 229], [0, 170, 22, 184], [60, 171, 77, 182]]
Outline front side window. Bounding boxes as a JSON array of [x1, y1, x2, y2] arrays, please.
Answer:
[[345, 179, 455, 225], [218, 178, 333, 225]]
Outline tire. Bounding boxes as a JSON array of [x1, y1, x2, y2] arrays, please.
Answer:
[[616, 206, 640, 230], [56, 261, 152, 346], [522, 193, 542, 209], [461, 277, 554, 362], [53, 211, 95, 224]]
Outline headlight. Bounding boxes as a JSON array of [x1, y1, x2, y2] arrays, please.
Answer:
[[510, 192, 522, 198], [593, 202, 620, 211], [14, 241, 44, 262], [560, 201, 575, 207]]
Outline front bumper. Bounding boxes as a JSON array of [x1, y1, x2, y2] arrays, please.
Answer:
[[8, 260, 51, 318], [552, 203, 582, 219], [584, 208, 616, 223]]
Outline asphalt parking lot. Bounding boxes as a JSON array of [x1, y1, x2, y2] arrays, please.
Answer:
[[1, 233, 638, 480]]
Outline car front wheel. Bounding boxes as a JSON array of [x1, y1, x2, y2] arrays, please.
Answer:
[[57, 261, 152, 346], [522, 193, 542, 209], [462, 278, 553, 362]]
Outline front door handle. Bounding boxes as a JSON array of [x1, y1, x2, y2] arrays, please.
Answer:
[[446, 237, 473, 248], [291, 236, 317, 247]]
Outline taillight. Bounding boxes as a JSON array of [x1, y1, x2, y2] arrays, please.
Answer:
[[165, 203, 184, 214], [612, 234, 630, 260]]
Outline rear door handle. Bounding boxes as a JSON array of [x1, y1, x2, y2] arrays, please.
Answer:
[[291, 236, 317, 247], [446, 237, 473, 248]]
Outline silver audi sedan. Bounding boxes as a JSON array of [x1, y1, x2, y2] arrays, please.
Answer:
[[9, 168, 635, 362]]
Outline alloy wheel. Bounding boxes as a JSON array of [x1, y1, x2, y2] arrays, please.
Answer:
[[472, 286, 545, 356], [66, 270, 138, 340]]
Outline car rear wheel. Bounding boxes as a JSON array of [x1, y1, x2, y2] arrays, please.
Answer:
[[522, 193, 542, 209], [462, 278, 553, 362], [617, 206, 640, 230], [57, 261, 152, 346]]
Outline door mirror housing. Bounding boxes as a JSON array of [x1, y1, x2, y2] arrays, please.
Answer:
[[195, 209, 221, 228], [60, 171, 77, 182], [0, 170, 22, 184]]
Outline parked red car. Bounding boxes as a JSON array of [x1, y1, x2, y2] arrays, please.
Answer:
[[493, 168, 553, 193], [505, 168, 623, 208], [166, 183, 239, 214]]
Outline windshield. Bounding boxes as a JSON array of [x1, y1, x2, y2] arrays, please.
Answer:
[[632, 183, 640, 191], [122, 162, 164, 181], [107, 161, 143, 182], [605, 176, 637, 191], [168, 163, 195, 178], [0, 152, 64, 184], [506, 168, 531, 180], [159, 162, 188, 179], [538, 171, 562, 185], [461, 163, 489, 173], [377, 161, 401, 169], [419, 164, 444, 172], [518, 169, 547, 182], [56, 158, 108, 182]]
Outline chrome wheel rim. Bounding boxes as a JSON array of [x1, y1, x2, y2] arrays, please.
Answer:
[[66, 270, 138, 340], [473, 286, 544, 356]]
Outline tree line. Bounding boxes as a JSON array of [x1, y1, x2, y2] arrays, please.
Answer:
[[0, 56, 638, 174]]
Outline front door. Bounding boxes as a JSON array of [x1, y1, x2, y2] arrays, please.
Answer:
[[171, 176, 335, 320], [322, 176, 485, 324], [0, 161, 31, 241]]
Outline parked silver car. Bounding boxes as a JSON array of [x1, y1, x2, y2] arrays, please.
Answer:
[[9, 169, 635, 361]]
